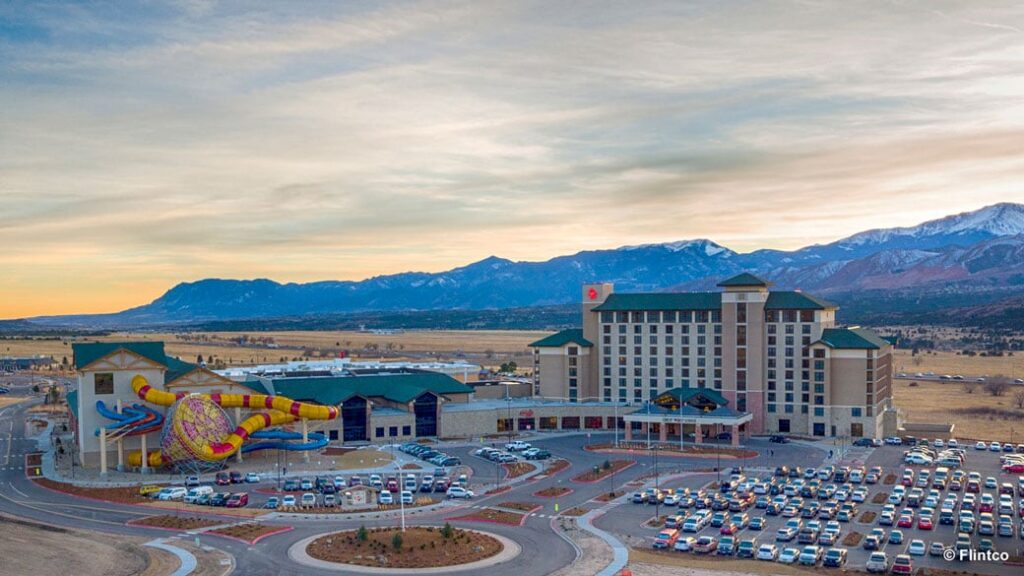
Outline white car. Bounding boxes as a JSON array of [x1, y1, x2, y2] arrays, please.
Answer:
[[866, 551, 889, 573], [378, 490, 393, 505], [778, 547, 801, 564], [446, 486, 475, 499], [905, 454, 933, 465], [673, 536, 697, 552], [757, 544, 779, 561], [245, 472, 260, 483], [157, 487, 188, 501], [401, 490, 414, 505], [300, 492, 317, 507], [505, 440, 531, 451], [323, 494, 336, 507], [885, 437, 902, 445], [907, 539, 926, 556], [282, 495, 297, 507], [976, 441, 988, 450]]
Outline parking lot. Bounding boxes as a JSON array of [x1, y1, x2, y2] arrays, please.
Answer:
[[628, 440, 1024, 574]]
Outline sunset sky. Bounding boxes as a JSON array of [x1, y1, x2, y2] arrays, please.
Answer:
[[3, 1, 1024, 318]]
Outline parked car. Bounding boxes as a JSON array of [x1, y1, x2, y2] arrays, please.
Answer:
[[157, 487, 188, 501], [823, 548, 847, 567], [891, 554, 913, 574], [264, 496, 280, 509], [226, 493, 248, 508], [301, 492, 317, 507], [245, 472, 260, 483], [778, 547, 800, 564], [866, 551, 888, 573], [184, 475, 200, 487], [693, 536, 718, 554], [282, 494, 296, 507], [757, 544, 779, 561], [229, 471, 243, 484], [215, 472, 231, 485]]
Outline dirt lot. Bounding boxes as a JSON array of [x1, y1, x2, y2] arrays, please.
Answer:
[[0, 396, 29, 409], [0, 513, 150, 576], [629, 548, 817, 576], [892, 378, 1024, 440]]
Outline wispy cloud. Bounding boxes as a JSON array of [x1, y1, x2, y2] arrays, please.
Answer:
[[2, 0, 1024, 316]]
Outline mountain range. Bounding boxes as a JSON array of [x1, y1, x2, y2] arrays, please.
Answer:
[[18, 202, 1024, 330]]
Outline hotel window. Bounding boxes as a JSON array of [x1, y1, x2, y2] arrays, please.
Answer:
[[767, 404, 776, 413], [736, 348, 746, 369], [737, 395, 747, 411], [603, 390, 612, 401], [736, 302, 747, 323], [568, 378, 577, 387], [785, 347, 794, 357], [603, 335, 611, 345], [768, 347, 776, 356], [814, 383, 824, 394], [814, 371, 824, 382], [618, 324, 626, 333], [601, 312, 614, 322], [631, 311, 643, 323], [647, 311, 660, 323], [784, 404, 794, 413], [866, 406, 873, 417], [784, 310, 797, 323], [785, 392, 794, 402], [814, 407, 824, 417], [815, 395, 824, 405], [768, 392, 777, 402], [649, 325, 659, 335], [616, 312, 627, 323], [768, 381, 776, 390], [402, 425, 411, 436], [376, 427, 385, 437], [665, 324, 674, 333], [814, 348, 825, 358], [695, 311, 709, 323], [633, 323, 642, 333], [633, 389, 643, 400], [94, 373, 114, 395], [664, 311, 677, 323], [711, 310, 721, 323], [737, 370, 746, 390], [800, 311, 814, 322], [680, 323, 690, 333], [801, 393, 809, 403], [767, 369, 776, 379], [801, 405, 808, 414], [389, 426, 398, 437], [766, 310, 779, 322], [802, 324, 811, 334], [851, 407, 862, 418]]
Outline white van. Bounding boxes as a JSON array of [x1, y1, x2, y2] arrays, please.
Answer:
[[184, 485, 214, 503]]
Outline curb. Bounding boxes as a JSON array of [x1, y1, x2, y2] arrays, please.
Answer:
[[534, 488, 574, 498]]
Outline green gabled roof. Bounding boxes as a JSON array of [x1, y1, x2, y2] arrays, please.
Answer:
[[241, 378, 271, 396], [268, 372, 473, 406], [659, 386, 728, 406], [164, 356, 199, 383], [66, 389, 79, 421], [717, 272, 768, 287], [816, 327, 889, 350], [529, 328, 593, 348], [764, 291, 837, 310], [592, 292, 722, 312], [72, 341, 169, 370]]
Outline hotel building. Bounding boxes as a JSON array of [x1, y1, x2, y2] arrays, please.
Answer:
[[531, 273, 895, 439]]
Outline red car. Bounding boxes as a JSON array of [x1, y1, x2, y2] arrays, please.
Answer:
[[226, 492, 248, 508], [215, 472, 230, 486], [720, 523, 739, 535], [891, 554, 913, 574], [901, 476, 914, 487], [1002, 463, 1024, 473], [897, 515, 914, 528], [917, 517, 934, 530]]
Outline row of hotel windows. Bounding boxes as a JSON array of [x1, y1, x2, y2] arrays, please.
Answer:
[[598, 310, 817, 324], [375, 425, 412, 438], [768, 405, 875, 417]]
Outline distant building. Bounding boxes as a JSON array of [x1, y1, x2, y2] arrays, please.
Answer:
[[530, 273, 895, 439], [0, 355, 54, 371]]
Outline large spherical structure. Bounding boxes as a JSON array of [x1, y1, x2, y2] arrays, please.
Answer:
[[160, 395, 233, 464]]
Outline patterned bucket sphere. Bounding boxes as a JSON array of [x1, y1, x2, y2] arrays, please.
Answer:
[[160, 395, 233, 463]]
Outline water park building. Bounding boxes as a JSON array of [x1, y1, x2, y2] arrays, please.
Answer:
[[530, 273, 897, 439]]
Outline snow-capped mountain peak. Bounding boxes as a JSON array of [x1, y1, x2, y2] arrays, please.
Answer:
[[840, 202, 1024, 247], [620, 238, 731, 256]]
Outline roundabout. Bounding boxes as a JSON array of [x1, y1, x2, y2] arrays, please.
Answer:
[[288, 526, 521, 574]]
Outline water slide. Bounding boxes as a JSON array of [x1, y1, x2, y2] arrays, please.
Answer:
[[243, 429, 330, 452], [126, 374, 338, 467], [94, 401, 164, 440]]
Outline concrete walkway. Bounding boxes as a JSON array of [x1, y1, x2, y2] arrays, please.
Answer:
[[145, 538, 197, 576], [578, 506, 628, 576], [287, 528, 521, 574]]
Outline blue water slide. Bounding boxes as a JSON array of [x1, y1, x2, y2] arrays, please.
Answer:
[[242, 428, 329, 452], [94, 401, 147, 435]]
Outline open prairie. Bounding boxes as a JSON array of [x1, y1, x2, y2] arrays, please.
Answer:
[[2, 330, 544, 368], [892, 378, 1024, 441], [892, 349, 1024, 380]]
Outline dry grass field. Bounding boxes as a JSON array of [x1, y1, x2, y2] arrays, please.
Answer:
[[893, 378, 1024, 441], [2, 329, 545, 369], [893, 349, 1024, 380]]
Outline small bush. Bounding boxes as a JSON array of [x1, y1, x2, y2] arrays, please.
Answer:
[[357, 525, 368, 542], [392, 533, 403, 550], [442, 522, 454, 539]]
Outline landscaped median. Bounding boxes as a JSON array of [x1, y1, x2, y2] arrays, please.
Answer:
[[304, 524, 506, 570], [495, 501, 542, 513], [502, 461, 536, 479], [207, 522, 294, 544], [445, 507, 528, 526], [127, 514, 223, 532], [534, 486, 573, 498], [570, 459, 635, 483]]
